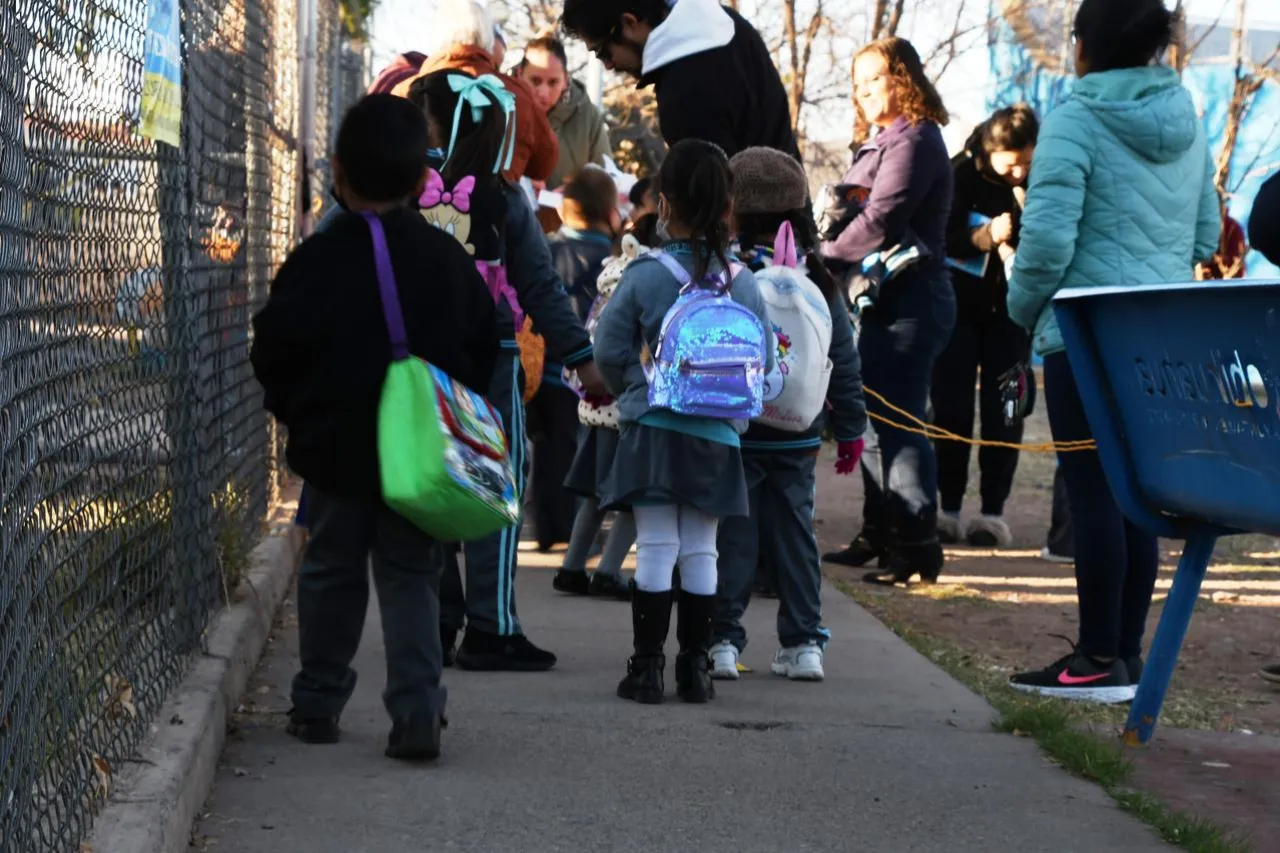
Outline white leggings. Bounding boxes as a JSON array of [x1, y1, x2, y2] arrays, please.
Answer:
[[632, 504, 720, 596]]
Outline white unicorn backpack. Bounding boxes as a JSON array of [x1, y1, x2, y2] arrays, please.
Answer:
[[564, 233, 648, 429], [753, 222, 834, 432]]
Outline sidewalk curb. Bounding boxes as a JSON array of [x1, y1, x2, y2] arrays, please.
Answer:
[[84, 528, 297, 853]]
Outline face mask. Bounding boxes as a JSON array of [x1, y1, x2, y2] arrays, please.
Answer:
[[656, 199, 671, 242]]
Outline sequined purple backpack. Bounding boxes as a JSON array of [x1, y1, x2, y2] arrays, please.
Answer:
[[645, 251, 766, 420]]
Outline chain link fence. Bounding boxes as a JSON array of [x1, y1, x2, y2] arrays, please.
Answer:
[[0, 0, 360, 848]]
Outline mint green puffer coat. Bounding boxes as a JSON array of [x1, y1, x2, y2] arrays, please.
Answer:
[[1007, 65, 1221, 355]]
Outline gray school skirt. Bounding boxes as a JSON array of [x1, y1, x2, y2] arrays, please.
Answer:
[[564, 425, 620, 499], [598, 423, 749, 519]]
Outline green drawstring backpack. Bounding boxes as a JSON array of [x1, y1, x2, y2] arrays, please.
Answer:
[[363, 211, 519, 539]]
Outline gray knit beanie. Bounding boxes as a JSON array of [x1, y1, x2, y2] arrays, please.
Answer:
[[729, 147, 808, 214]]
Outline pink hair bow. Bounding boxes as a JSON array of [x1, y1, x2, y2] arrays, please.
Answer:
[[420, 169, 475, 212]]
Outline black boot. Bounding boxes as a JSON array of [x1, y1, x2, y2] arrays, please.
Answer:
[[823, 526, 892, 568], [617, 589, 671, 704], [863, 539, 945, 586], [674, 590, 716, 704]]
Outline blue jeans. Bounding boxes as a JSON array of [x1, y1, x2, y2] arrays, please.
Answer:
[[1043, 352, 1158, 660], [857, 275, 955, 541]]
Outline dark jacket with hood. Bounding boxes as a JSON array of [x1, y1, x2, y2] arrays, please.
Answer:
[[946, 142, 1023, 320], [251, 209, 499, 502], [639, 0, 800, 160]]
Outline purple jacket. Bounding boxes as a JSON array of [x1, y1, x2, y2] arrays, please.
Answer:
[[821, 118, 952, 269]]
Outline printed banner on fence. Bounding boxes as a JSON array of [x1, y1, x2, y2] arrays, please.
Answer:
[[139, 0, 181, 147]]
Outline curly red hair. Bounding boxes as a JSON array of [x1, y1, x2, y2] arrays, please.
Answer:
[[853, 37, 949, 141]]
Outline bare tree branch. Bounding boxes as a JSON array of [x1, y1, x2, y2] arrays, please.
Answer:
[[924, 0, 984, 83], [869, 0, 888, 40], [1187, 0, 1232, 61], [885, 0, 905, 38]]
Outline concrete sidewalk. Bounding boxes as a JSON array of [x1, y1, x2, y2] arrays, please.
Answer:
[[195, 558, 1169, 853]]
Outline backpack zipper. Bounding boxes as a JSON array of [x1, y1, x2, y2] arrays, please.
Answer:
[[678, 358, 754, 374]]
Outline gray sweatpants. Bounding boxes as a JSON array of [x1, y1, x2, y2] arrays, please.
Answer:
[[291, 487, 447, 721], [714, 452, 826, 652], [440, 349, 529, 636]]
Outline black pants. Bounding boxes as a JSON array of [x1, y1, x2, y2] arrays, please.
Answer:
[[858, 277, 955, 542], [1044, 353, 1158, 660], [931, 310, 1029, 516], [291, 487, 447, 721], [524, 381, 580, 548], [1047, 463, 1074, 557]]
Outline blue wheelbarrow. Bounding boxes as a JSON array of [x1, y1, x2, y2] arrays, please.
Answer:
[[1054, 279, 1280, 745]]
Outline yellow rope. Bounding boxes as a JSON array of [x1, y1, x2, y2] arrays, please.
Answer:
[[863, 386, 1098, 453]]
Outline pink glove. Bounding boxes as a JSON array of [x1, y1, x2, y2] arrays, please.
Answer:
[[835, 438, 865, 475]]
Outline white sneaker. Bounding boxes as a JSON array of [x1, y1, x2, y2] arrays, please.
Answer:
[[709, 641, 740, 680], [771, 642, 825, 682]]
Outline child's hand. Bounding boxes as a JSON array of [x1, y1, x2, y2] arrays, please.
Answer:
[[575, 361, 609, 398], [835, 438, 865, 475]]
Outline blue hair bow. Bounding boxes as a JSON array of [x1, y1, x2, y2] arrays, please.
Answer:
[[445, 73, 516, 175]]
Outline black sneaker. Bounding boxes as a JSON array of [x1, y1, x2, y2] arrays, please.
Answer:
[[589, 572, 632, 600], [286, 713, 340, 745], [553, 569, 590, 596], [442, 628, 458, 668], [1126, 656, 1143, 686], [455, 630, 558, 672], [1009, 645, 1135, 704], [385, 713, 443, 762]]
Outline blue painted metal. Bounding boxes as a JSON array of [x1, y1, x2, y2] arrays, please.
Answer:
[[1053, 279, 1280, 744], [1124, 532, 1217, 746]]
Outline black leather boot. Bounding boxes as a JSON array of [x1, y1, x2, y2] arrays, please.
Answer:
[[617, 589, 672, 704], [823, 526, 892, 568], [674, 590, 716, 704], [863, 539, 945, 586]]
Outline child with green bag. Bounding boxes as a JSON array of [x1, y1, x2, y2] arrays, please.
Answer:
[[251, 94, 500, 761]]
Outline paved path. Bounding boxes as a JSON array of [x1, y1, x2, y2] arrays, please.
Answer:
[[196, 554, 1169, 853]]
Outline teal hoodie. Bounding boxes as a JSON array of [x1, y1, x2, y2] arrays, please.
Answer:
[[1007, 65, 1221, 355]]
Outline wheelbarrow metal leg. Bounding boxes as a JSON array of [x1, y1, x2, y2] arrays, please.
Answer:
[[1123, 530, 1217, 747]]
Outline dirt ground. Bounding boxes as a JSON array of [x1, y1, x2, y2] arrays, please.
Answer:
[[812, 400, 1280, 737]]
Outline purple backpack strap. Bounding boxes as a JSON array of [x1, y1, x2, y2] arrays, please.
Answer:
[[362, 211, 410, 361], [652, 249, 732, 293], [651, 250, 691, 287]]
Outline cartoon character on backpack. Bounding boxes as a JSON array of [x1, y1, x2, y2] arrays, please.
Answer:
[[420, 170, 476, 255], [754, 222, 834, 431], [416, 72, 546, 402], [565, 233, 648, 429], [646, 251, 767, 420], [761, 326, 791, 403]]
